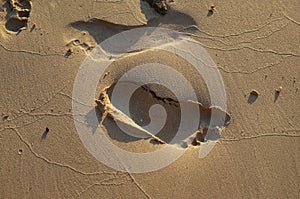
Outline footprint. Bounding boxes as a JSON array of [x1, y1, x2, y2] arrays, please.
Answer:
[[66, 32, 96, 55], [3, 0, 32, 33], [142, 0, 168, 15]]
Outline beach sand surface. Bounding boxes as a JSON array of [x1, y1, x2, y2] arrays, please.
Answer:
[[0, 0, 299, 198]]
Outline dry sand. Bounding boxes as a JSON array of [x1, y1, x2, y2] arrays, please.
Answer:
[[0, 0, 299, 198]]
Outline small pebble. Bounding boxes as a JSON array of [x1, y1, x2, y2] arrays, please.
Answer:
[[208, 4, 215, 16], [276, 86, 282, 93], [209, 5, 215, 12], [18, 149, 23, 155], [65, 48, 73, 58]]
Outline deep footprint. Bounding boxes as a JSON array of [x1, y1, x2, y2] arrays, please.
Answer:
[[3, 0, 32, 33]]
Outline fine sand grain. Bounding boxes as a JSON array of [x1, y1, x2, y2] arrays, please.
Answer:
[[0, 0, 299, 198]]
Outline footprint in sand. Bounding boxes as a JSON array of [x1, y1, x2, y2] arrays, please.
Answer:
[[66, 39, 95, 54], [3, 0, 32, 33], [64, 36, 96, 57]]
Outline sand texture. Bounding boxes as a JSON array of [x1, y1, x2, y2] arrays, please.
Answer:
[[0, 0, 299, 198]]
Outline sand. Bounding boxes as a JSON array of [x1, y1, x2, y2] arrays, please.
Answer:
[[0, 0, 299, 198]]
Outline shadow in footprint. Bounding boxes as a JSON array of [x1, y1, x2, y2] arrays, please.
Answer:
[[3, 0, 14, 20], [15, 0, 31, 10], [70, 19, 143, 44], [70, 1, 197, 45], [274, 91, 280, 102], [248, 91, 259, 104], [248, 95, 258, 104], [5, 17, 27, 32], [207, 10, 213, 17], [84, 104, 144, 145], [71, 2, 229, 146], [41, 127, 49, 141], [87, 83, 231, 145], [2, 0, 31, 33], [141, 0, 197, 28], [85, 106, 103, 135], [84, 106, 142, 143], [141, 0, 168, 15]]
